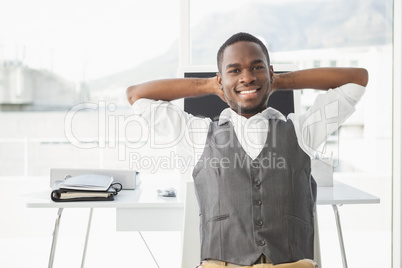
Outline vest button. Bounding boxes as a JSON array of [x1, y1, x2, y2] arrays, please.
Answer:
[[257, 240, 266, 246], [256, 220, 263, 226], [254, 200, 262, 206], [252, 161, 260, 168], [255, 180, 261, 188]]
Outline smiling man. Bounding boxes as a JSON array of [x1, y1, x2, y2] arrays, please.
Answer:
[[126, 32, 368, 268], [217, 41, 273, 117]]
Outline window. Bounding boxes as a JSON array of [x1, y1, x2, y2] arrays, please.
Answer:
[[0, 0, 180, 175], [0, 0, 180, 111]]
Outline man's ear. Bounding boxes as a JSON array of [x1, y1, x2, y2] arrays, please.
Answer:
[[269, 65, 275, 84], [215, 73, 227, 103], [217, 73, 223, 90]]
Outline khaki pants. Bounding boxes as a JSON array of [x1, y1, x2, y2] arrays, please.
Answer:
[[199, 259, 317, 268]]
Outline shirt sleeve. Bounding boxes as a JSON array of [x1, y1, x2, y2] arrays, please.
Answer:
[[288, 83, 366, 158], [132, 98, 211, 167]]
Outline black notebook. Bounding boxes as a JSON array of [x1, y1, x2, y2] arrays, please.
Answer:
[[51, 174, 122, 202]]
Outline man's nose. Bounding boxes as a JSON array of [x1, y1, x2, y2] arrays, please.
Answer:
[[239, 70, 256, 84]]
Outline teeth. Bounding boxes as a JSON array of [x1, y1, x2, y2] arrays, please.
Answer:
[[239, 89, 257, 94]]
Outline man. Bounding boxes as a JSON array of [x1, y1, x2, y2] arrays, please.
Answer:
[[126, 32, 368, 268]]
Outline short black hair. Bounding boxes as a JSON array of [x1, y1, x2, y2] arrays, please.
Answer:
[[217, 32, 270, 73]]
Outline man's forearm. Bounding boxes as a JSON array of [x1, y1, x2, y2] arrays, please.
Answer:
[[273, 67, 369, 91], [126, 77, 219, 105]]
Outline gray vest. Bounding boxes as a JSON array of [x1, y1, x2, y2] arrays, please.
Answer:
[[192, 119, 315, 265]]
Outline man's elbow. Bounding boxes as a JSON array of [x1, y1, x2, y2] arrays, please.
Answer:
[[357, 68, 369, 87], [126, 85, 140, 106]]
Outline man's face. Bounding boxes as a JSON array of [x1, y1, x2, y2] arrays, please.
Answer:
[[217, 41, 274, 118]]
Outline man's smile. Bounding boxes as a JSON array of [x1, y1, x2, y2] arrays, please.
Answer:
[[236, 86, 261, 96]]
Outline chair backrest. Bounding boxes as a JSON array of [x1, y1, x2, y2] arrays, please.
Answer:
[[179, 64, 300, 120], [181, 180, 201, 268]]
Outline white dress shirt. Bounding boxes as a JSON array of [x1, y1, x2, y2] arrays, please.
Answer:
[[132, 83, 365, 168]]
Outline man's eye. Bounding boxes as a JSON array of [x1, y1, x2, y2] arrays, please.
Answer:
[[228, 69, 240, 74], [229, 69, 239, 73], [254, 66, 264, 70]]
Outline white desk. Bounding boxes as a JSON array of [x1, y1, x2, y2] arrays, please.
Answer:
[[27, 178, 185, 231], [26, 179, 379, 268], [315, 181, 380, 267]]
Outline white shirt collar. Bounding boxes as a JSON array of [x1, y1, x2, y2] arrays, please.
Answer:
[[218, 107, 287, 126]]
